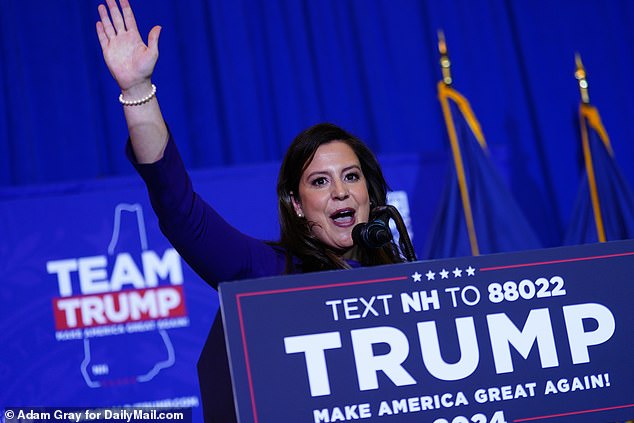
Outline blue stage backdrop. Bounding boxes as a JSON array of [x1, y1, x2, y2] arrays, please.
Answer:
[[1, 0, 634, 248], [2, 1, 634, 421], [0, 150, 448, 422]]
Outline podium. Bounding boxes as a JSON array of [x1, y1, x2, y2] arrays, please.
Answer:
[[219, 240, 634, 423]]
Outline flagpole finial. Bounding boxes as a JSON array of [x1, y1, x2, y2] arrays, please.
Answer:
[[575, 52, 590, 104], [437, 29, 452, 86]]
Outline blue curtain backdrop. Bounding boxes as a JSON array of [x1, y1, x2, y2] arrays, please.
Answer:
[[1, 0, 634, 247]]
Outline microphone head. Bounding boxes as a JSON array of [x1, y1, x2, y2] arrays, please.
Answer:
[[352, 223, 366, 246], [352, 220, 392, 249]]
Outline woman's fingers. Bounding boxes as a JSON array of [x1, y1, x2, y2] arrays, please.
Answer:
[[96, 21, 109, 50], [105, 0, 126, 34], [119, 0, 138, 33], [147, 25, 161, 53], [98, 0, 142, 42], [97, 3, 116, 40]]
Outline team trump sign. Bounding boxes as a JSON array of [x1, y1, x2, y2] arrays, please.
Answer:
[[219, 240, 634, 423]]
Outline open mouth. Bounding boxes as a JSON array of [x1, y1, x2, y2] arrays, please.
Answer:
[[330, 208, 356, 227]]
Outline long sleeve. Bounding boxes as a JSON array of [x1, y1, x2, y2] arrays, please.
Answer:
[[127, 131, 287, 290]]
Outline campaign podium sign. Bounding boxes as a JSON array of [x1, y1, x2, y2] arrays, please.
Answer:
[[219, 240, 634, 423]]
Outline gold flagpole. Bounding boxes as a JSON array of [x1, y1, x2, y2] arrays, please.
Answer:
[[576, 53, 610, 242], [437, 30, 482, 255]]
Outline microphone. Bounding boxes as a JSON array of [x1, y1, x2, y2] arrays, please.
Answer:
[[352, 219, 392, 249]]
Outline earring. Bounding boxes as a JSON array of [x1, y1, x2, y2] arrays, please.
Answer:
[[298, 212, 304, 218]]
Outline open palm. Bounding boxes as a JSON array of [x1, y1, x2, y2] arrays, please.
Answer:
[[96, 0, 160, 91]]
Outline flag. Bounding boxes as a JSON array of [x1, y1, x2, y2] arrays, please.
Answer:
[[424, 82, 541, 259], [564, 103, 634, 244]]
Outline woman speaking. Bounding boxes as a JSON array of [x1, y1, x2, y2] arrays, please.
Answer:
[[96, 0, 405, 420]]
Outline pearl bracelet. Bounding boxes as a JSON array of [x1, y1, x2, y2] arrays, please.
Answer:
[[118, 84, 157, 106]]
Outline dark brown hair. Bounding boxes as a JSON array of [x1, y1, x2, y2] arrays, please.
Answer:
[[276, 123, 402, 272]]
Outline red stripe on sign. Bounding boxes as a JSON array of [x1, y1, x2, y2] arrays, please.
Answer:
[[52, 285, 186, 330]]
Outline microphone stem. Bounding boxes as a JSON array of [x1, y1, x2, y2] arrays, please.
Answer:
[[372, 205, 417, 262]]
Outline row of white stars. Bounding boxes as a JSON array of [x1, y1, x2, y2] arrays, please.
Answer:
[[411, 266, 476, 282]]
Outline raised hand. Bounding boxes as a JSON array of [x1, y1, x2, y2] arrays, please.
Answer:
[[96, 0, 161, 92]]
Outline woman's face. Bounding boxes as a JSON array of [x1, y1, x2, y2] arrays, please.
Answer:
[[292, 141, 370, 252]]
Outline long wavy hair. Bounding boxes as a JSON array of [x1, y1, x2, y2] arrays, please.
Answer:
[[276, 123, 403, 273]]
